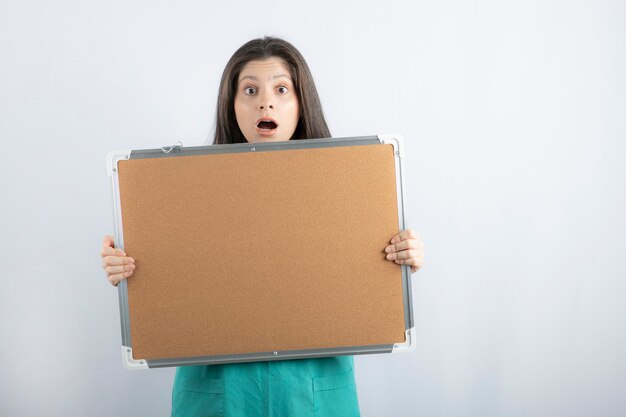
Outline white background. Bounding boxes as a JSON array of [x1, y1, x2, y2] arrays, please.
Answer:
[[1, 0, 624, 416]]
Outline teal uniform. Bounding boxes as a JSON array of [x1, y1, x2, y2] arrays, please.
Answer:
[[171, 356, 360, 417]]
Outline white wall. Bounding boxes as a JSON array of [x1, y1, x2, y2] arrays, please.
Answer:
[[1, 1, 624, 416]]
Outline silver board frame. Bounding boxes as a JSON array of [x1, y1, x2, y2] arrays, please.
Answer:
[[106, 134, 415, 369]]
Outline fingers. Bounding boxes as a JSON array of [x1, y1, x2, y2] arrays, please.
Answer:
[[108, 271, 133, 287], [386, 229, 424, 273], [104, 263, 135, 276], [102, 235, 115, 250], [393, 256, 424, 266], [103, 259, 135, 287], [393, 256, 424, 275], [101, 246, 127, 258], [101, 234, 135, 287], [390, 229, 419, 244], [102, 255, 135, 282], [385, 249, 422, 262], [101, 235, 125, 258], [101, 252, 134, 266], [384, 239, 422, 253]]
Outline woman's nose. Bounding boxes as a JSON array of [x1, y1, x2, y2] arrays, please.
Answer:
[[259, 94, 274, 110]]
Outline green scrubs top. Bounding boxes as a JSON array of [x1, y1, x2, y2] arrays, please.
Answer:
[[171, 356, 360, 417]]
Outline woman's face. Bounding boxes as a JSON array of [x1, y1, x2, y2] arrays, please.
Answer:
[[234, 57, 300, 143]]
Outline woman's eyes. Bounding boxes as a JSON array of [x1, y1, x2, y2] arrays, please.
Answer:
[[243, 86, 289, 95]]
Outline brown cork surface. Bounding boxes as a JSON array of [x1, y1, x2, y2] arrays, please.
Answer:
[[117, 143, 407, 360]]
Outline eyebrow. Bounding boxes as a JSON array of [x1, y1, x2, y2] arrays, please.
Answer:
[[239, 74, 292, 82]]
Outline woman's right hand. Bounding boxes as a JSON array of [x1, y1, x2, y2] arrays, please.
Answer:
[[101, 235, 135, 287]]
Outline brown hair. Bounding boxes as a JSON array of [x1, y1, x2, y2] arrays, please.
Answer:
[[212, 36, 331, 144]]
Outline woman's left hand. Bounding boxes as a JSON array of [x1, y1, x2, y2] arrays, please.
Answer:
[[384, 229, 424, 274]]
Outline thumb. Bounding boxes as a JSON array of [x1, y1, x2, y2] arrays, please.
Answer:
[[102, 235, 115, 249]]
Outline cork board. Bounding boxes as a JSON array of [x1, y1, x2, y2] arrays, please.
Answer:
[[114, 139, 409, 363]]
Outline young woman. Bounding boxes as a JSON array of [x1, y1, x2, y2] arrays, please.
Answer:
[[101, 36, 424, 417]]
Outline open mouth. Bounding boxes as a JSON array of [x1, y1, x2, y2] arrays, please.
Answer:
[[255, 118, 279, 137], [256, 119, 278, 130]]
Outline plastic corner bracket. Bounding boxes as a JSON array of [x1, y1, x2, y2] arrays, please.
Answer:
[[392, 328, 416, 353], [106, 150, 132, 177], [377, 133, 405, 159], [122, 346, 149, 370]]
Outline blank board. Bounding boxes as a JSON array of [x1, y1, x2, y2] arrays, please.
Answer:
[[107, 134, 415, 369]]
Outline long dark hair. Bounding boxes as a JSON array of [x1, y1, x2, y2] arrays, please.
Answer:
[[212, 36, 331, 144]]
